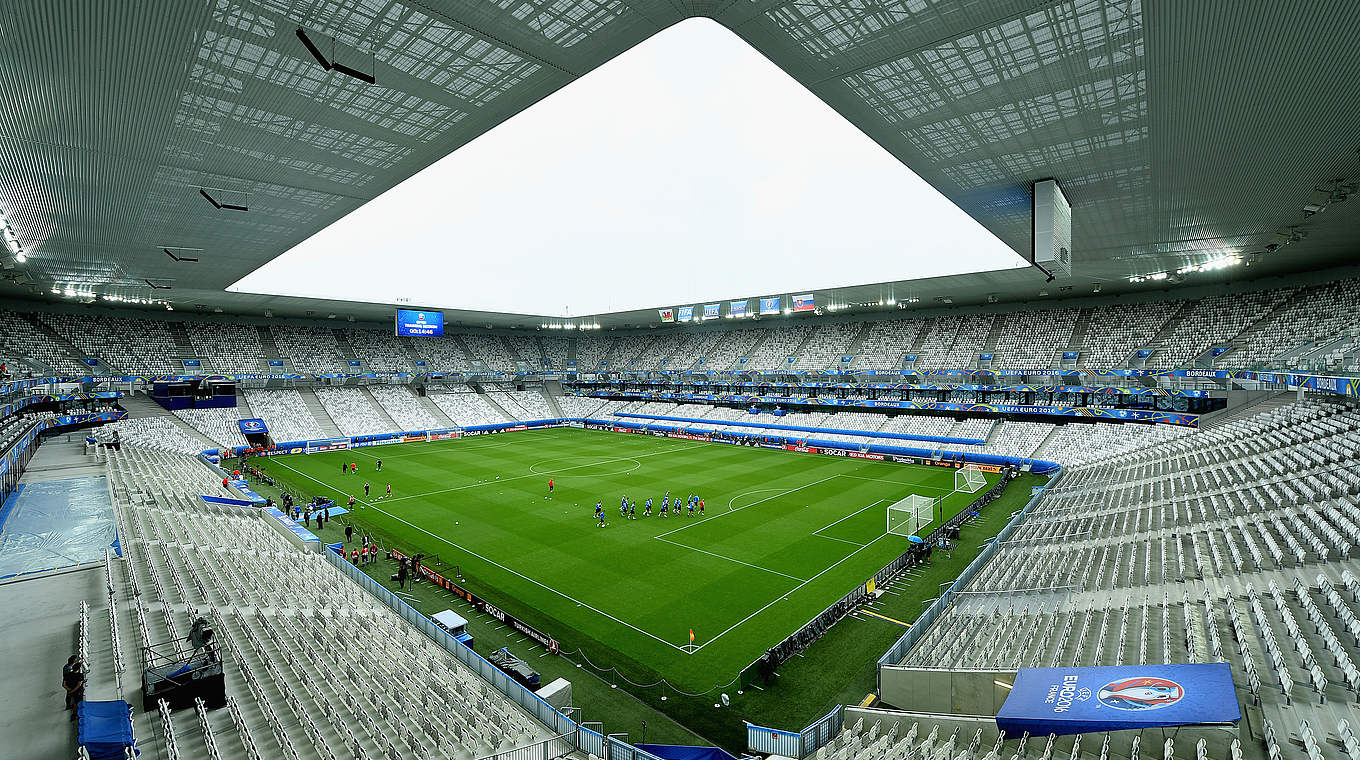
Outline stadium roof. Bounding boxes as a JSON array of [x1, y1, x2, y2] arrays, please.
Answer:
[[0, 0, 1357, 327]]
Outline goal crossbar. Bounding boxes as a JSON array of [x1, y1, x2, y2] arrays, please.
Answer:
[[886, 493, 940, 537], [955, 464, 987, 494]]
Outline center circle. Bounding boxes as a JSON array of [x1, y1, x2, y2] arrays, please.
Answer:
[[529, 456, 642, 477]]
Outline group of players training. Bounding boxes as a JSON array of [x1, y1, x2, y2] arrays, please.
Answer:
[[545, 477, 705, 527]]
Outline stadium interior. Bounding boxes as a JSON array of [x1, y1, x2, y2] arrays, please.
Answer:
[[1, 2, 1359, 760]]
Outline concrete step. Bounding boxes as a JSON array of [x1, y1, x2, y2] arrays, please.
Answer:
[[298, 389, 343, 438]]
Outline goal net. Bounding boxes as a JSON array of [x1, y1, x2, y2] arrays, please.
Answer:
[[304, 437, 351, 454], [886, 494, 939, 537], [955, 464, 987, 494]]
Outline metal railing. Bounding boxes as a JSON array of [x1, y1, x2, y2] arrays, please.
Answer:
[[476, 732, 576, 760]]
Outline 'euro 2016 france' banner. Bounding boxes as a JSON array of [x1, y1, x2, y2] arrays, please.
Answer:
[[238, 418, 269, 435], [996, 664, 1239, 736], [395, 309, 444, 337]]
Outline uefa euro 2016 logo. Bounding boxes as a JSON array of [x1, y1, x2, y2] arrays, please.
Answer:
[[1097, 677, 1184, 710], [417, 313, 426, 321]]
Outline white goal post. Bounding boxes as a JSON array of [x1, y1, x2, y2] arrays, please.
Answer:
[[886, 494, 940, 537], [955, 463, 987, 494], [304, 437, 352, 454]]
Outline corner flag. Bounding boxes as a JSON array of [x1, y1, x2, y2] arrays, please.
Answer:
[[689, 628, 695, 644]]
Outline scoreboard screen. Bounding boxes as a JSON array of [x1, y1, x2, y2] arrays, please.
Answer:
[[395, 309, 445, 337]]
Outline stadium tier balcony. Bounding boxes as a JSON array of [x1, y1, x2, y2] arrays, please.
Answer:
[[461, 334, 517, 372], [173, 407, 247, 448], [798, 322, 860, 369], [539, 336, 571, 371], [855, 319, 925, 370], [939, 315, 993, 370], [0, 311, 88, 375], [915, 316, 960, 368], [1080, 301, 1181, 368], [314, 386, 396, 436], [748, 326, 812, 371], [344, 329, 414, 372], [429, 389, 512, 427], [633, 333, 685, 372], [878, 414, 956, 439], [42, 313, 182, 375], [271, 326, 348, 374], [1224, 277, 1360, 367], [185, 322, 264, 374], [699, 328, 762, 371], [607, 334, 652, 370], [574, 335, 609, 371], [1150, 290, 1295, 368], [991, 309, 1077, 368], [406, 335, 472, 372], [369, 384, 439, 430], [241, 389, 325, 443]]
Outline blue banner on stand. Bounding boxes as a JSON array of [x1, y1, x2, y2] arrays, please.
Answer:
[[238, 418, 268, 435], [996, 664, 1239, 736]]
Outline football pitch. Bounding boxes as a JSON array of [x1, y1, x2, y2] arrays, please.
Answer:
[[261, 426, 1004, 691]]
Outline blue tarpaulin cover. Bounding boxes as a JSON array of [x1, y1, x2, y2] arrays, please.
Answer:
[[995, 664, 1239, 737], [77, 700, 138, 759], [636, 745, 738, 760]]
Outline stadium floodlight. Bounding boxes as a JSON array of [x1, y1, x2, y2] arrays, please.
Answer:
[[955, 464, 987, 494], [886, 494, 939, 537]]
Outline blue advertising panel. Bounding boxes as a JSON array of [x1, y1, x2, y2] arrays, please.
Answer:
[[1062, 351, 1079, 359], [730, 300, 748, 317], [703, 303, 720, 320], [183, 359, 201, 367], [268, 359, 284, 366], [677, 306, 694, 322], [759, 297, 781, 315], [996, 664, 1239, 737], [395, 309, 444, 337], [238, 418, 268, 435]]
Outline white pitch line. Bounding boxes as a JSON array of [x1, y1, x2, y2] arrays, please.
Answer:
[[655, 474, 841, 540], [812, 499, 884, 539], [726, 488, 786, 513], [691, 530, 895, 653], [833, 474, 953, 491], [269, 457, 695, 654], [653, 536, 808, 582], [813, 534, 868, 547]]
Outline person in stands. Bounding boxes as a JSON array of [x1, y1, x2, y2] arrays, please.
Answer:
[[62, 655, 85, 719]]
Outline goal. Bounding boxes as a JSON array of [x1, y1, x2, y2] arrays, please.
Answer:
[[886, 494, 939, 537], [955, 464, 987, 494], [305, 437, 352, 454]]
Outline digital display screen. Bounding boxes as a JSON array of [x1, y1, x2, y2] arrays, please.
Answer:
[[395, 309, 445, 337], [792, 294, 815, 312], [759, 297, 781, 315]]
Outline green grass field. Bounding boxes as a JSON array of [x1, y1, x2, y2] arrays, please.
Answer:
[[258, 426, 1001, 692]]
